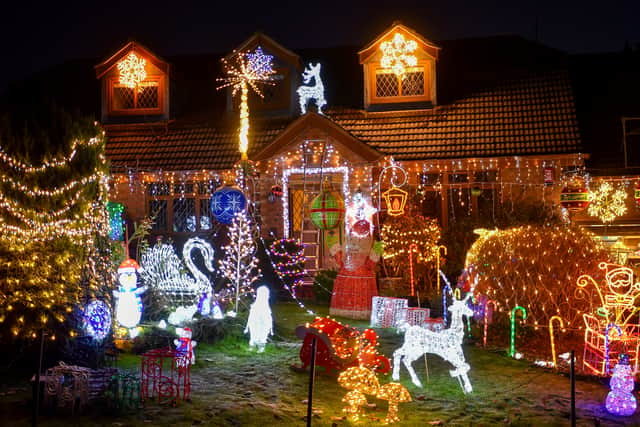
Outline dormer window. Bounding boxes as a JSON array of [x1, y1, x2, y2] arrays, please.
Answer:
[[95, 42, 170, 123], [359, 23, 440, 111]]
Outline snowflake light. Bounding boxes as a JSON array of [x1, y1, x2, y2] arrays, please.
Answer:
[[244, 285, 273, 352], [588, 181, 627, 223], [392, 294, 473, 393], [117, 52, 147, 89], [296, 63, 326, 114], [217, 46, 275, 160], [380, 33, 418, 79], [83, 300, 112, 341]]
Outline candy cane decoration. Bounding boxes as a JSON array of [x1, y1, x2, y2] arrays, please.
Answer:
[[483, 300, 496, 347], [409, 243, 418, 297], [549, 316, 564, 369], [605, 323, 623, 375], [510, 306, 527, 358], [440, 271, 451, 326]]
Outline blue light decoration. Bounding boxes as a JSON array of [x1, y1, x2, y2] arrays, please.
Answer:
[[106, 202, 125, 241], [210, 186, 247, 225], [83, 300, 112, 341], [605, 353, 637, 416], [245, 46, 275, 76]]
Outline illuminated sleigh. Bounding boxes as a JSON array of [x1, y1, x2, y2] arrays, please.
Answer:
[[294, 317, 391, 374], [577, 262, 640, 375]]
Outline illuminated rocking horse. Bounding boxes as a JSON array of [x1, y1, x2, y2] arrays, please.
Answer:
[[392, 294, 474, 393]]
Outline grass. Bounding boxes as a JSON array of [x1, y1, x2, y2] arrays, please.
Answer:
[[0, 301, 638, 426]]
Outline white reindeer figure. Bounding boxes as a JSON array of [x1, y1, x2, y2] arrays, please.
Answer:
[[296, 63, 326, 115], [392, 294, 474, 394]]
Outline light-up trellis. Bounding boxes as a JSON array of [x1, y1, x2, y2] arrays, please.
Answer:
[[588, 181, 627, 223], [117, 52, 147, 90], [282, 166, 349, 238], [217, 46, 275, 160], [577, 262, 640, 375], [380, 33, 418, 79]]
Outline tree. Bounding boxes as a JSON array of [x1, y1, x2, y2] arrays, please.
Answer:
[[218, 210, 261, 313], [0, 105, 114, 343]]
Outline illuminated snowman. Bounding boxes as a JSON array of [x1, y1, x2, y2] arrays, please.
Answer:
[[114, 258, 147, 336]]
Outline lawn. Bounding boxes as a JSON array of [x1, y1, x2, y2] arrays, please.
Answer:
[[0, 301, 638, 426]]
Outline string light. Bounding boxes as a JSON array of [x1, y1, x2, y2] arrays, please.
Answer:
[[217, 47, 275, 160]]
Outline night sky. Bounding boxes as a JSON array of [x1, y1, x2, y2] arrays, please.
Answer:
[[2, 0, 639, 92]]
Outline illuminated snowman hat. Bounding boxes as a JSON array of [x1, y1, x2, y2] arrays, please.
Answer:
[[118, 258, 140, 274], [179, 327, 193, 338]]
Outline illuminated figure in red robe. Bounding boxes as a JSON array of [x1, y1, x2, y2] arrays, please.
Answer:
[[329, 218, 381, 319]]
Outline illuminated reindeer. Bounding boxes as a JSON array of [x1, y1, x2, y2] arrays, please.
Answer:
[[392, 294, 474, 393], [296, 63, 326, 115]]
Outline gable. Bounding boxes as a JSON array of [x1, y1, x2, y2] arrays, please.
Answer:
[[223, 33, 303, 116], [253, 112, 381, 163]]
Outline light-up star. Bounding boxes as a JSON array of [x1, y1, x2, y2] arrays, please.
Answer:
[[380, 33, 418, 79], [245, 46, 275, 77], [117, 52, 147, 89]]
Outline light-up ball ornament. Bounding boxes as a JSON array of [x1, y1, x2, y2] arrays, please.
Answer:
[[559, 183, 589, 212], [210, 186, 247, 225], [270, 185, 283, 198], [310, 179, 344, 230], [605, 354, 637, 416], [83, 300, 112, 341]]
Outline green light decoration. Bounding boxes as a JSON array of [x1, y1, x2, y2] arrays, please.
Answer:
[[510, 305, 527, 358], [106, 202, 125, 241]]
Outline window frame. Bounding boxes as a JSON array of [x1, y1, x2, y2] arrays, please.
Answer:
[[108, 75, 164, 116], [368, 61, 430, 104], [146, 181, 218, 235]]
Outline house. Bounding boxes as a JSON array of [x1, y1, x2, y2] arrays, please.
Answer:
[[93, 22, 640, 273]]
